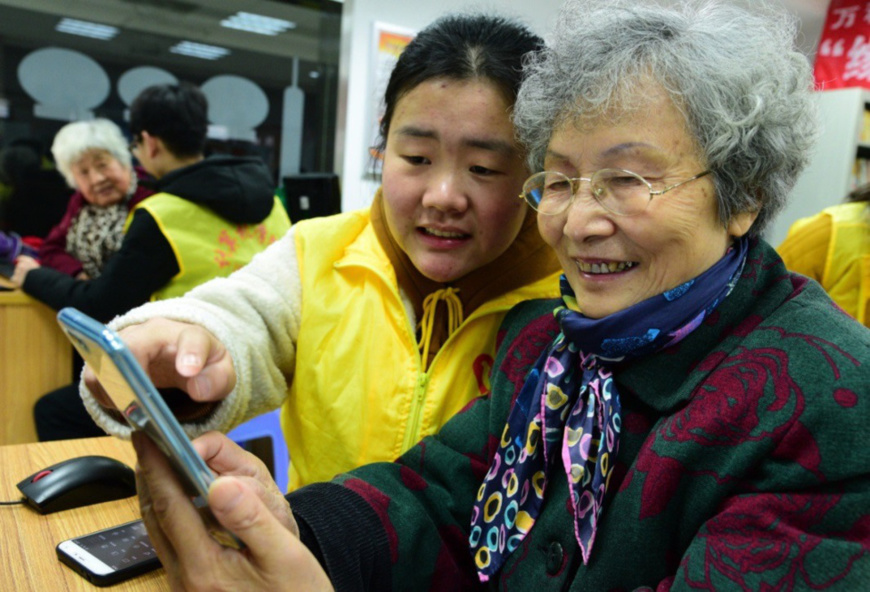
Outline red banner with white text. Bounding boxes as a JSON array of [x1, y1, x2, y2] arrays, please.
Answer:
[[814, 0, 870, 90]]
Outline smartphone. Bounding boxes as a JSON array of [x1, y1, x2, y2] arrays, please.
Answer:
[[57, 519, 160, 586], [56, 307, 243, 550]]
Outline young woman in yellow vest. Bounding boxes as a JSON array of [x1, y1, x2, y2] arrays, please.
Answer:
[[80, 14, 563, 490], [26, 83, 291, 441], [778, 186, 870, 327]]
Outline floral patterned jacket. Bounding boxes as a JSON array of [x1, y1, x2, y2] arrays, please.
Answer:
[[288, 238, 870, 591]]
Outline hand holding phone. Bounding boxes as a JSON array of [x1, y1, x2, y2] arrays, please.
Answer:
[[135, 431, 333, 591], [57, 307, 242, 550]]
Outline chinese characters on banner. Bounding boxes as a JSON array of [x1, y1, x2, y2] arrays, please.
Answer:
[[814, 0, 870, 89]]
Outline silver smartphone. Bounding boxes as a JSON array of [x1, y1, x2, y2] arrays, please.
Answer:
[[56, 307, 243, 550], [56, 519, 160, 586]]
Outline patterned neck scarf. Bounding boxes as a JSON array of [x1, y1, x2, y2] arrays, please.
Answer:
[[470, 237, 749, 581], [66, 173, 137, 278]]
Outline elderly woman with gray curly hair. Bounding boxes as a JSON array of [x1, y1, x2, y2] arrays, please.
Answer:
[[126, 0, 869, 590]]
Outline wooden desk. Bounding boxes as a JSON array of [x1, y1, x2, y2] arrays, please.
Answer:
[[0, 437, 168, 590], [0, 287, 73, 444]]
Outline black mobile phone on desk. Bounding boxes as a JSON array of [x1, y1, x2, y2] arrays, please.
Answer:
[[56, 306, 243, 550], [56, 519, 160, 586]]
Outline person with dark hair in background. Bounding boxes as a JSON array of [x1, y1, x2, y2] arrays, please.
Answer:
[[778, 185, 870, 327], [0, 138, 72, 238], [81, 14, 562, 491], [18, 82, 290, 441]]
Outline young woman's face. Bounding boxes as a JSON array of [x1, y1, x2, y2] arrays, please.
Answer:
[[381, 78, 529, 283]]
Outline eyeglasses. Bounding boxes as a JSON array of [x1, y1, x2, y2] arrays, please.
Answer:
[[520, 168, 711, 216], [128, 136, 141, 153]]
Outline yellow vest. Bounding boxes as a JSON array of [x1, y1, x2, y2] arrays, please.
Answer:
[[129, 193, 291, 300], [285, 210, 561, 488], [823, 202, 869, 326]]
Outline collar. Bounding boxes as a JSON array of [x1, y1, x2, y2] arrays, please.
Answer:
[[369, 187, 560, 369]]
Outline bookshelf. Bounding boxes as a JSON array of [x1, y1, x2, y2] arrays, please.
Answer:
[[766, 87, 870, 247]]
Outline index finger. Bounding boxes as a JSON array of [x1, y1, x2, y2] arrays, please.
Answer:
[[119, 319, 207, 391]]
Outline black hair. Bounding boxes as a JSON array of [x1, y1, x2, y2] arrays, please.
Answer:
[[377, 13, 543, 152], [847, 183, 870, 204], [129, 82, 208, 158], [0, 142, 41, 185]]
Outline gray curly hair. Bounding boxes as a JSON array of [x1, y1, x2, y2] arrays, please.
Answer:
[[514, 0, 819, 236], [51, 118, 133, 189]]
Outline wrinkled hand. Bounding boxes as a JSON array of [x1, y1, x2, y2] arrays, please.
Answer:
[[11, 255, 40, 287], [83, 317, 236, 411], [134, 431, 333, 591]]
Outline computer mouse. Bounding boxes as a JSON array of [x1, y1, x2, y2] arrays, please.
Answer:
[[16, 455, 136, 514]]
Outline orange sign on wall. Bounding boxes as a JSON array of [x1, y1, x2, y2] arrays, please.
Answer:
[[814, 1, 870, 90]]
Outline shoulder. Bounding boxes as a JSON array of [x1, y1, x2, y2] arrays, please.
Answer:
[[706, 282, 869, 431], [293, 209, 371, 254], [123, 207, 164, 243], [757, 274, 866, 350], [295, 209, 369, 235]]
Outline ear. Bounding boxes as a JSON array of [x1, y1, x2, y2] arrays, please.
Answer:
[[140, 131, 160, 160], [727, 210, 758, 238]]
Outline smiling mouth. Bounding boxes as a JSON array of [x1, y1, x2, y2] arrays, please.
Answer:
[[421, 227, 468, 239], [576, 261, 637, 275]]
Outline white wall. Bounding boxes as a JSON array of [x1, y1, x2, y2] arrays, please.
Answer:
[[334, 0, 829, 214], [334, 0, 564, 211]]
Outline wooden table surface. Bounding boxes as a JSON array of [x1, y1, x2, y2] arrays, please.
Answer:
[[0, 286, 73, 444], [0, 437, 168, 590]]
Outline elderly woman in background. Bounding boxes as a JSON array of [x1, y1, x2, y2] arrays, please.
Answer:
[[119, 0, 870, 590], [12, 119, 152, 282]]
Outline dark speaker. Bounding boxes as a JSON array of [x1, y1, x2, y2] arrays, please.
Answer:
[[281, 173, 341, 221]]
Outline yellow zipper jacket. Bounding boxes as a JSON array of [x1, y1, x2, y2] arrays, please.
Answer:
[[285, 210, 560, 488], [86, 209, 559, 490]]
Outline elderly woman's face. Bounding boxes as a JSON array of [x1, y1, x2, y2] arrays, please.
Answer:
[[71, 149, 132, 207], [537, 90, 751, 319]]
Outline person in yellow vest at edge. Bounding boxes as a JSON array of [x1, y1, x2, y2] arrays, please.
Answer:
[[777, 184, 870, 327], [79, 14, 563, 491], [25, 81, 291, 441]]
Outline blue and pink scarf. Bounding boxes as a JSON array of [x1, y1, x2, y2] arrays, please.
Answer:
[[470, 237, 749, 581]]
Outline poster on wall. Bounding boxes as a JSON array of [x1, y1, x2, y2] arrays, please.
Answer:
[[814, 0, 870, 90], [365, 22, 416, 176]]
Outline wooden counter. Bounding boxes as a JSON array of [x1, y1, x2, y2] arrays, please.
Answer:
[[0, 286, 73, 444], [0, 437, 168, 590]]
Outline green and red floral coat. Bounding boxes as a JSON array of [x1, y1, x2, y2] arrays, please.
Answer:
[[289, 238, 870, 591]]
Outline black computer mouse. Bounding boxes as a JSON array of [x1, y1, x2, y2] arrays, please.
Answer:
[[16, 455, 136, 514]]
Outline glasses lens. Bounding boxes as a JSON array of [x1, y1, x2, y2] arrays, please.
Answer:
[[524, 171, 572, 215], [591, 169, 650, 216]]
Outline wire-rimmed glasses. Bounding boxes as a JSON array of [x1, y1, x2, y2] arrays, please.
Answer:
[[520, 168, 711, 216]]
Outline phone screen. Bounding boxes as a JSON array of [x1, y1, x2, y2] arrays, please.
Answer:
[[57, 519, 161, 585], [69, 519, 157, 571]]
